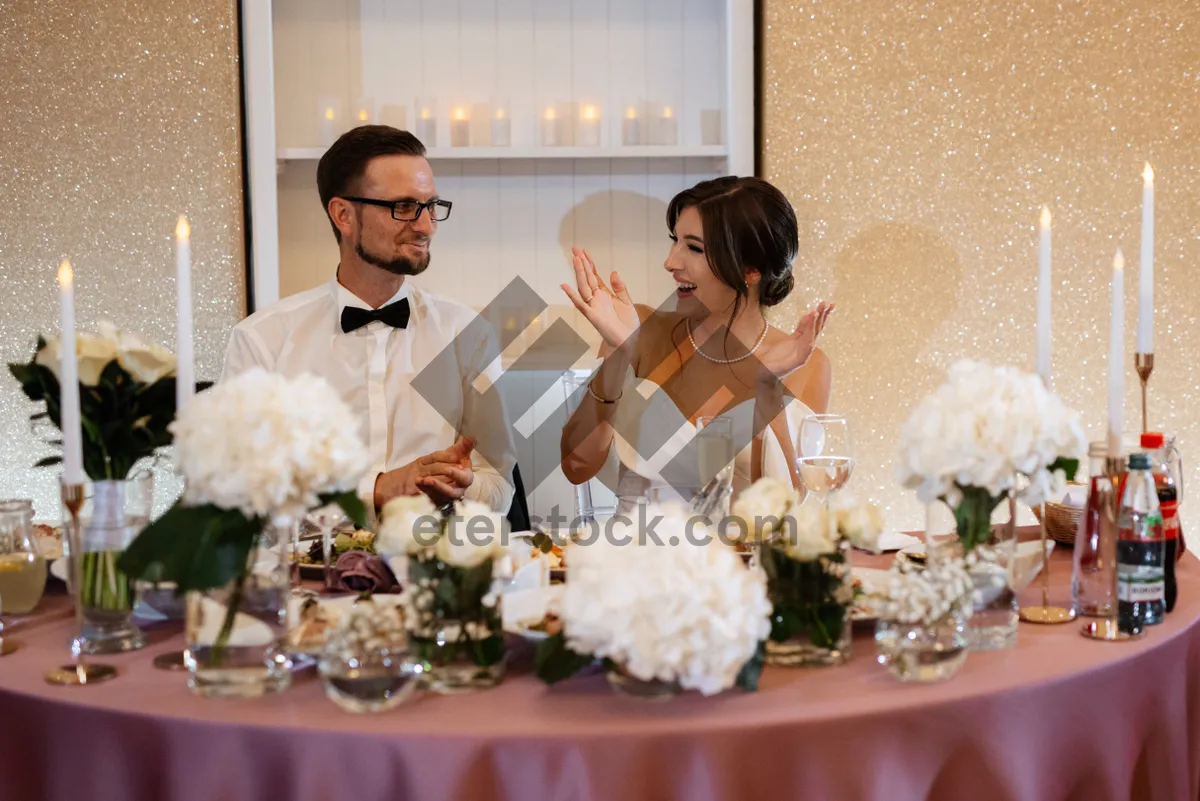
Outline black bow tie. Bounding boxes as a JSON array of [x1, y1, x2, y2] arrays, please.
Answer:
[[340, 299, 410, 333]]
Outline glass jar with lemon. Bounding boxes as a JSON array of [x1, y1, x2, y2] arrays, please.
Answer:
[[0, 500, 47, 614]]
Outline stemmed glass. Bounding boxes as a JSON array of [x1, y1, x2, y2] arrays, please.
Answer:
[[796, 414, 856, 510], [692, 415, 735, 522], [306, 505, 349, 594]]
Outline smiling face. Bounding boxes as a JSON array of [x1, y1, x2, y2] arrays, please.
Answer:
[[340, 154, 438, 276], [665, 205, 745, 317]]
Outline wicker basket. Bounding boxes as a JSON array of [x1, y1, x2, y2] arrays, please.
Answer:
[[1031, 485, 1085, 545]]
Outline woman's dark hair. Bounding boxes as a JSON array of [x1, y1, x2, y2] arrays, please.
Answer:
[[316, 125, 427, 242], [666, 176, 798, 320]]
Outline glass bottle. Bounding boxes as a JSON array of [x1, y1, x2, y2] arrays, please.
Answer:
[[1072, 443, 1121, 617], [0, 499, 47, 614], [1117, 452, 1165, 631], [1140, 432, 1179, 612]]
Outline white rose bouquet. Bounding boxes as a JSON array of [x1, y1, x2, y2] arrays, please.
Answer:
[[9, 321, 200, 480], [895, 359, 1085, 552], [534, 507, 772, 695], [733, 478, 884, 664], [376, 497, 509, 686]]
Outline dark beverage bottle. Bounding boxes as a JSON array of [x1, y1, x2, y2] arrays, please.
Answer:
[[1117, 452, 1165, 633], [1141, 432, 1179, 612]]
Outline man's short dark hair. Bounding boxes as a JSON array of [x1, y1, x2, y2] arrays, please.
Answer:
[[316, 125, 427, 242]]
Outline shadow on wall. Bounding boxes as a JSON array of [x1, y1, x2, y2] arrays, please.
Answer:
[[557, 189, 675, 312], [828, 222, 962, 488]]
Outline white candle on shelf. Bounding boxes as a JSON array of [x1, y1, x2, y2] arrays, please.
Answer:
[[175, 215, 195, 412], [491, 106, 511, 147], [540, 106, 560, 147], [1036, 206, 1052, 385], [621, 106, 641, 146], [1137, 162, 1154, 354], [1108, 249, 1126, 459], [656, 106, 678, 146], [319, 106, 337, 146], [57, 260, 85, 485], [414, 104, 436, 147], [577, 105, 601, 147], [450, 107, 470, 147]]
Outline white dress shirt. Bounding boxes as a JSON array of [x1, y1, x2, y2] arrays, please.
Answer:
[[221, 278, 515, 513]]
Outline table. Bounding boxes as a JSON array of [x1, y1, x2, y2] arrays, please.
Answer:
[[2, 550, 1199, 801]]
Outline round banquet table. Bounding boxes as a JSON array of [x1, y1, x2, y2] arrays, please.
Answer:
[[2, 549, 1200, 801]]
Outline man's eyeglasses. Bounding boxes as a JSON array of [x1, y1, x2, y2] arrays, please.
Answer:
[[340, 196, 453, 222]]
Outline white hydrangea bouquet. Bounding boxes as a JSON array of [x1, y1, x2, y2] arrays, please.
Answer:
[[533, 506, 772, 696], [375, 495, 509, 691], [895, 359, 1086, 553], [732, 478, 883, 666], [120, 369, 368, 664]]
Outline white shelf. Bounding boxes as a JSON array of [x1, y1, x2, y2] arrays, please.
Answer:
[[277, 145, 728, 162]]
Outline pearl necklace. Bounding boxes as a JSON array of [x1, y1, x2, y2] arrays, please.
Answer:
[[685, 318, 769, 365]]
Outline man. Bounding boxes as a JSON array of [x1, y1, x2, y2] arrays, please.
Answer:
[[222, 125, 515, 514]]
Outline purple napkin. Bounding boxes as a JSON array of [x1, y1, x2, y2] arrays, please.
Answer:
[[334, 551, 398, 594]]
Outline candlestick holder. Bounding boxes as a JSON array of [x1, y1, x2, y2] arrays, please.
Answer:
[[1018, 505, 1076, 624], [1135, 352, 1154, 433], [45, 482, 119, 685], [1080, 456, 1145, 642]]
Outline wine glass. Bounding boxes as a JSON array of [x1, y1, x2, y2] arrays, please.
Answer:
[[796, 414, 856, 510], [306, 505, 349, 593]]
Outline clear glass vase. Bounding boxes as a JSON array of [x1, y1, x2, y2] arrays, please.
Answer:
[[319, 599, 420, 713], [73, 476, 152, 654], [184, 530, 291, 699], [406, 558, 506, 693], [874, 606, 969, 682], [762, 540, 853, 667], [927, 495, 1019, 650], [605, 664, 682, 700]]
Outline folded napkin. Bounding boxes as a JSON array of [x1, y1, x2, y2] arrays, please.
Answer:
[[502, 585, 564, 630], [875, 530, 923, 552], [334, 551, 398, 594]]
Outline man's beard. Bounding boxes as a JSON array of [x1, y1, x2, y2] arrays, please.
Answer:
[[356, 240, 430, 276]]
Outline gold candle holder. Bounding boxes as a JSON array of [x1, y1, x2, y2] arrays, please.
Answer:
[[1018, 505, 1076, 624], [1080, 455, 1145, 641], [45, 482, 119, 686], [1135, 352, 1154, 432]]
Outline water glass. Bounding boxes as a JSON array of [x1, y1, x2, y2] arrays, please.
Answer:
[[797, 414, 856, 503]]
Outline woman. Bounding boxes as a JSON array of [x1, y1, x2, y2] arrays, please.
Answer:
[[560, 176, 834, 510]]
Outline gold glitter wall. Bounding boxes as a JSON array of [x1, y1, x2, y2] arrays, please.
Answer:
[[0, 0, 246, 519], [763, 0, 1199, 529]]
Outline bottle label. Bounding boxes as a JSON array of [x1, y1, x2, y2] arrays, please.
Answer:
[[1117, 564, 1165, 603]]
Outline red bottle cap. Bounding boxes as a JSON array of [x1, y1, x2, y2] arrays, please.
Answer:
[[1141, 431, 1165, 449]]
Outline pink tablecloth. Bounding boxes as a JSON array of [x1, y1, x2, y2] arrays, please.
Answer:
[[2, 550, 1200, 801]]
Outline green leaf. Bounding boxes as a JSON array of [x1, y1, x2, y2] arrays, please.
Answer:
[[318, 491, 368, 529], [735, 641, 766, 692], [33, 456, 62, 468], [529, 531, 556, 554], [118, 501, 260, 593], [534, 632, 594, 685], [473, 634, 506, 667], [1048, 457, 1080, 483]]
